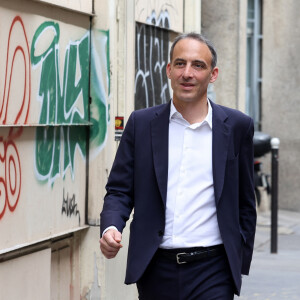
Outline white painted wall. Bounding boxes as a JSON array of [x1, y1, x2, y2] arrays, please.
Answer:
[[0, 249, 51, 300], [33, 0, 93, 15]]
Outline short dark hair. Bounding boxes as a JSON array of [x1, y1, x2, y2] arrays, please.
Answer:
[[169, 32, 217, 69]]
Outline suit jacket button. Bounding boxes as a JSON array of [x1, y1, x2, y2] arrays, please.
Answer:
[[158, 230, 164, 237]]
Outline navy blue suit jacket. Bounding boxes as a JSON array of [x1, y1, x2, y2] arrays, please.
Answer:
[[100, 100, 256, 295]]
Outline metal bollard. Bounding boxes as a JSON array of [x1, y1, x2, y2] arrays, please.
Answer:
[[270, 137, 280, 253]]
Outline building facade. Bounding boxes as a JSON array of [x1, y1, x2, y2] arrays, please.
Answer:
[[203, 0, 300, 212]]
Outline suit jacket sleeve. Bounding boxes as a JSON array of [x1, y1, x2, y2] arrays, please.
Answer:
[[100, 112, 135, 236], [239, 118, 256, 275]]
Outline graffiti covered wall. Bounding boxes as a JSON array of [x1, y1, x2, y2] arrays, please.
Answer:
[[0, 4, 109, 251], [135, 20, 170, 109], [134, 0, 183, 109], [135, 0, 183, 32]]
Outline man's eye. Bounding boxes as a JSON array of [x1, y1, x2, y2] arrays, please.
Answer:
[[175, 62, 184, 66], [195, 64, 204, 68]]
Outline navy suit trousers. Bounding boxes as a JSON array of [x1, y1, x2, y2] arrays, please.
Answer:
[[136, 249, 235, 300]]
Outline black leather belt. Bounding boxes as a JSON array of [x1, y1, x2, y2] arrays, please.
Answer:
[[157, 244, 225, 264]]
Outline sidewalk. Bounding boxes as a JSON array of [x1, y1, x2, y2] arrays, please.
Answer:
[[235, 209, 300, 299]]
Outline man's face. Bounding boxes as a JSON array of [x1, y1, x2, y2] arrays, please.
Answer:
[[166, 38, 218, 104]]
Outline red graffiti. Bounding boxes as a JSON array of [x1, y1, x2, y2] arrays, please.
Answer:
[[0, 16, 31, 219], [0, 133, 22, 219]]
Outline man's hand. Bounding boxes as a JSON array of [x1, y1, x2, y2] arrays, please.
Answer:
[[100, 229, 123, 259]]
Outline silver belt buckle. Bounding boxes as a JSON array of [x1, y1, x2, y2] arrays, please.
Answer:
[[176, 252, 187, 264]]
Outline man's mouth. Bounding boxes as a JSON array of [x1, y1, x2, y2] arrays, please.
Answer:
[[180, 83, 195, 89]]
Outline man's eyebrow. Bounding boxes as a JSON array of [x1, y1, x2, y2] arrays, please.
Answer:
[[173, 58, 208, 66], [173, 58, 186, 62], [193, 59, 207, 65]]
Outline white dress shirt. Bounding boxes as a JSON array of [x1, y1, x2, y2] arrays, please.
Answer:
[[159, 100, 223, 249]]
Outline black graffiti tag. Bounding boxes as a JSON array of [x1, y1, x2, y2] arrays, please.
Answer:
[[62, 189, 81, 224]]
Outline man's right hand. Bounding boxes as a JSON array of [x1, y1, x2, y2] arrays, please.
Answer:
[[100, 229, 123, 259]]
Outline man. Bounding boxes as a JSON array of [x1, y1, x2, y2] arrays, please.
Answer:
[[100, 32, 256, 299]]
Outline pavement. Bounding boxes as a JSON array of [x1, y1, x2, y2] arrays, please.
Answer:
[[235, 209, 300, 299]]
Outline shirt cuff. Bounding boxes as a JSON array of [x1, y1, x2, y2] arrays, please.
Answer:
[[102, 226, 118, 237]]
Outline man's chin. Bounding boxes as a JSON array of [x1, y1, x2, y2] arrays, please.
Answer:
[[176, 96, 200, 103]]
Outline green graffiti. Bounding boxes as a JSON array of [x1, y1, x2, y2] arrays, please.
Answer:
[[90, 30, 110, 151], [32, 22, 109, 184]]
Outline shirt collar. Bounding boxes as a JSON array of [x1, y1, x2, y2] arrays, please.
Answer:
[[170, 99, 213, 129]]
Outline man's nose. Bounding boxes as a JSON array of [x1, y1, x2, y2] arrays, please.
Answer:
[[182, 64, 193, 78]]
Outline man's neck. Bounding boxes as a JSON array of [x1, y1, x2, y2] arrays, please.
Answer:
[[173, 97, 209, 124]]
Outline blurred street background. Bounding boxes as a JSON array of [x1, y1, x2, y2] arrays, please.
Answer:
[[236, 210, 300, 299]]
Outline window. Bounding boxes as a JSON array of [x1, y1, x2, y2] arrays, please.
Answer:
[[135, 21, 171, 110], [246, 0, 263, 130]]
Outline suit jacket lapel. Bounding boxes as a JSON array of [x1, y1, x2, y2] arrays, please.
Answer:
[[210, 100, 230, 205], [151, 102, 170, 208]]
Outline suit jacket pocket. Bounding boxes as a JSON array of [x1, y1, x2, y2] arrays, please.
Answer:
[[226, 153, 239, 176]]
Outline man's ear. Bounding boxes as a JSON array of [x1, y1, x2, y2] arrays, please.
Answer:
[[166, 63, 171, 78], [210, 67, 219, 83]]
